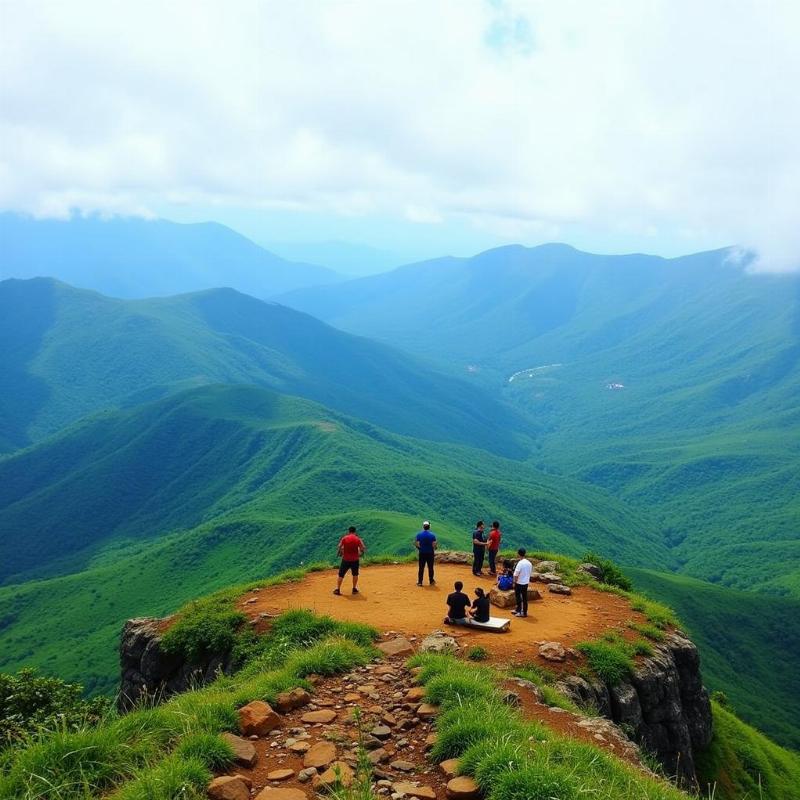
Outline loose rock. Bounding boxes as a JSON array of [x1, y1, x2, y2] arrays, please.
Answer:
[[446, 776, 481, 799], [239, 701, 281, 736], [221, 732, 257, 767], [303, 741, 337, 769], [207, 775, 250, 800], [301, 709, 338, 724], [538, 641, 567, 662]]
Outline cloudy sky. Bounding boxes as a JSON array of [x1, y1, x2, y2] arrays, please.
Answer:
[[1, 0, 798, 269]]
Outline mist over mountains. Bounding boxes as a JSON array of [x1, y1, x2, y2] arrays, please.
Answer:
[[0, 213, 341, 299]]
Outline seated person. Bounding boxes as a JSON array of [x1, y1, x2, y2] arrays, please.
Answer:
[[444, 581, 471, 625], [470, 587, 490, 623], [497, 560, 514, 591]]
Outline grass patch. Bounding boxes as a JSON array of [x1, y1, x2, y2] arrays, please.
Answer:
[[582, 551, 633, 591], [467, 646, 489, 661], [413, 654, 688, 800], [0, 611, 375, 800], [627, 621, 666, 642], [575, 635, 635, 686]]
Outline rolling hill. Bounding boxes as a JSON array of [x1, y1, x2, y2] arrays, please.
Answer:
[[0, 277, 526, 455], [0, 213, 341, 299], [281, 244, 800, 596], [0, 383, 665, 691], [629, 567, 800, 751]]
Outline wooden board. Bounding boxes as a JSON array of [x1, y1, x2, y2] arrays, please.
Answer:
[[466, 616, 511, 632]]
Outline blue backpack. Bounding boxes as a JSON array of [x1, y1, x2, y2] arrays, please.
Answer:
[[498, 573, 514, 591]]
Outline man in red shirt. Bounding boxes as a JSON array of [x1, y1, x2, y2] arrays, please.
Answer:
[[487, 520, 502, 575], [334, 526, 366, 595]]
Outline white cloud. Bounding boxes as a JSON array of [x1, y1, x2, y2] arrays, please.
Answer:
[[0, 0, 798, 269]]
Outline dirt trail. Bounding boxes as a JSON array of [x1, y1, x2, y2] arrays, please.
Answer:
[[239, 562, 644, 664]]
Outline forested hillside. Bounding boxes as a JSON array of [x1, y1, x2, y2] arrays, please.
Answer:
[[283, 245, 800, 596], [0, 277, 526, 455]]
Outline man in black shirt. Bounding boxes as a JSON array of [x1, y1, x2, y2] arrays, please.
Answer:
[[444, 581, 471, 625]]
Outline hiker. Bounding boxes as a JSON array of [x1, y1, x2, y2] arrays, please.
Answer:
[[470, 587, 490, 623], [444, 580, 471, 625], [512, 547, 533, 617], [497, 559, 514, 591], [487, 520, 502, 575], [414, 520, 437, 586], [334, 526, 365, 595], [472, 520, 487, 576]]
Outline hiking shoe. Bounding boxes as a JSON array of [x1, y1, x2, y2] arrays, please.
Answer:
[[333, 589, 341, 595], [511, 611, 521, 616], [352, 588, 359, 594], [430, 580, 436, 585], [417, 582, 423, 586]]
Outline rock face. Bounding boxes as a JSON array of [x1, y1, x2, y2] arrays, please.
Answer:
[[557, 631, 712, 789], [118, 617, 235, 710]]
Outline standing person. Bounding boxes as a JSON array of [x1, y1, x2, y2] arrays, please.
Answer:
[[334, 526, 365, 596], [470, 587, 490, 623], [512, 548, 533, 617], [487, 520, 502, 575], [444, 581, 471, 625], [472, 520, 487, 576], [414, 520, 437, 586]]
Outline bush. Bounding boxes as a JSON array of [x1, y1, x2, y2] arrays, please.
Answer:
[[582, 552, 632, 591], [467, 646, 488, 661], [161, 596, 246, 662], [0, 668, 111, 751]]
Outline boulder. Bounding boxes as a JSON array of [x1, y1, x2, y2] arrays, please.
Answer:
[[532, 572, 562, 584], [536, 560, 560, 573], [446, 776, 481, 799], [207, 775, 250, 800], [303, 741, 337, 769], [238, 701, 280, 736], [314, 761, 354, 790], [377, 638, 415, 657], [548, 584, 572, 596], [419, 631, 459, 654], [527, 586, 542, 600], [221, 732, 257, 767], [266, 769, 295, 781], [488, 588, 515, 609], [577, 563, 604, 581], [301, 709, 337, 724], [439, 758, 460, 778], [538, 642, 567, 662], [393, 783, 437, 800], [254, 789, 308, 800], [436, 551, 472, 565], [275, 687, 312, 714]]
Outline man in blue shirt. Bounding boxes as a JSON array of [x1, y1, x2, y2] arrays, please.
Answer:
[[415, 520, 438, 586]]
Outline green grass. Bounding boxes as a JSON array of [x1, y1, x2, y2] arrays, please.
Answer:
[[410, 653, 688, 800], [0, 610, 376, 800], [0, 384, 668, 695], [512, 667, 583, 714], [575, 633, 643, 686], [696, 701, 800, 800], [629, 567, 800, 751]]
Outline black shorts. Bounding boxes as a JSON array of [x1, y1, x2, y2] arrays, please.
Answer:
[[339, 559, 360, 577]]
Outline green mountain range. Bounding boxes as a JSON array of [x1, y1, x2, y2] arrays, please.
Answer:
[[0, 277, 525, 455], [0, 383, 659, 691], [282, 244, 800, 596]]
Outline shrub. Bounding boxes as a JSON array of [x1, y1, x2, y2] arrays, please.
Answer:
[[161, 597, 246, 662], [467, 646, 488, 661], [0, 668, 111, 751], [582, 552, 632, 591]]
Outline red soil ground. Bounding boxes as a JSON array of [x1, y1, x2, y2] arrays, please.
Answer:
[[238, 562, 647, 667]]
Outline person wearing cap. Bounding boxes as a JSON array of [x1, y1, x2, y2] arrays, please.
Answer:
[[414, 520, 438, 586]]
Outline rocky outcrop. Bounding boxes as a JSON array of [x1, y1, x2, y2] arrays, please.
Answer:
[[556, 631, 712, 789], [118, 617, 236, 710]]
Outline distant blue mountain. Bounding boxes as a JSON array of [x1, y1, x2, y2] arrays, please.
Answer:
[[0, 213, 341, 298], [265, 239, 404, 276]]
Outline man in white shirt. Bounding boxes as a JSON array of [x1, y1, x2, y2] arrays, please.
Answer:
[[512, 548, 533, 618]]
